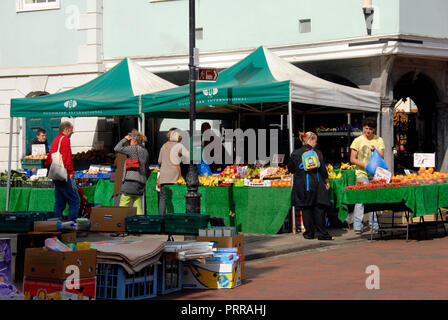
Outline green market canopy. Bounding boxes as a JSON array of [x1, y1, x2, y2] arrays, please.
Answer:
[[10, 57, 177, 118], [141, 46, 380, 116]]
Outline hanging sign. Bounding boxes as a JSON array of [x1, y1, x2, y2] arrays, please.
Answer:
[[198, 68, 218, 81], [414, 153, 435, 168]]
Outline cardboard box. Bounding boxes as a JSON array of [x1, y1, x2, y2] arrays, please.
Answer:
[[34, 221, 59, 232], [196, 233, 244, 279], [60, 231, 77, 243], [23, 277, 96, 300], [90, 206, 136, 232], [182, 260, 241, 289], [24, 248, 97, 280]]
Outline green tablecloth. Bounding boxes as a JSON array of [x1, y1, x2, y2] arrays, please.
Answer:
[[339, 183, 447, 222], [1, 185, 97, 214]]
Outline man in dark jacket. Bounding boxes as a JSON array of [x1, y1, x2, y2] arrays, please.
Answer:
[[26, 128, 49, 155], [45, 121, 79, 221]]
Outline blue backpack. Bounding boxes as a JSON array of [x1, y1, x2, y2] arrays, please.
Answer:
[[299, 149, 321, 191]]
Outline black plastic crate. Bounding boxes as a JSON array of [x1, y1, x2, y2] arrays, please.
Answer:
[[125, 215, 163, 234], [0, 212, 34, 232], [163, 213, 210, 234]]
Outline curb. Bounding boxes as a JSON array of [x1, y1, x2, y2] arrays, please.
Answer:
[[245, 238, 368, 261]]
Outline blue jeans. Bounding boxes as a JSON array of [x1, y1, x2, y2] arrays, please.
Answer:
[[54, 178, 80, 221], [353, 176, 379, 231]]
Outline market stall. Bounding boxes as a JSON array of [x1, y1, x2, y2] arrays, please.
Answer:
[[339, 169, 448, 240], [8, 57, 177, 211], [140, 46, 380, 232]]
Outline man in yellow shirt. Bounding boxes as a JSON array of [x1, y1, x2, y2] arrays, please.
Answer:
[[350, 117, 385, 234]]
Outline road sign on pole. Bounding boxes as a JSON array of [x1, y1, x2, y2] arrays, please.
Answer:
[[198, 68, 218, 81]]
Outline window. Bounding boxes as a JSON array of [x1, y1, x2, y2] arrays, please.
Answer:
[[196, 27, 203, 40], [16, 0, 60, 12], [299, 19, 311, 33]]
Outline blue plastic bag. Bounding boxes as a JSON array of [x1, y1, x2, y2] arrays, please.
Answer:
[[196, 160, 212, 176], [366, 148, 388, 177]]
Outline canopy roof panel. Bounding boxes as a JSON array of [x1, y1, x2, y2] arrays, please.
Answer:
[[141, 46, 380, 115], [10, 58, 177, 118]]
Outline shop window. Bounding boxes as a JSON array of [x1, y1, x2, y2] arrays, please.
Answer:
[[299, 19, 311, 33], [16, 0, 60, 12]]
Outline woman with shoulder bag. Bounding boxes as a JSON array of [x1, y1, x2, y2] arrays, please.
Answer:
[[157, 128, 189, 215], [288, 131, 332, 241], [114, 129, 149, 215]]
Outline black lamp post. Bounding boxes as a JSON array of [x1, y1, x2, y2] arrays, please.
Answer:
[[185, 0, 201, 213]]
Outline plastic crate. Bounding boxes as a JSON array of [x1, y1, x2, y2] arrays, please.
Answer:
[[157, 257, 182, 295], [0, 212, 34, 232], [96, 263, 158, 300], [163, 213, 210, 234], [21, 159, 46, 169], [125, 215, 163, 234]]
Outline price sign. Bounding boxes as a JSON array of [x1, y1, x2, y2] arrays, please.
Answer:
[[414, 153, 435, 168], [31, 144, 46, 156], [373, 167, 392, 183], [36, 168, 48, 177], [271, 154, 285, 165]]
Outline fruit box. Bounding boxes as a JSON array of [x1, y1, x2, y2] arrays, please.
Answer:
[[182, 259, 241, 289], [23, 277, 96, 300], [24, 248, 97, 280]]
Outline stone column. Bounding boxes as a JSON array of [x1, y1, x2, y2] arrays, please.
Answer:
[[380, 98, 396, 174], [436, 102, 448, 171]]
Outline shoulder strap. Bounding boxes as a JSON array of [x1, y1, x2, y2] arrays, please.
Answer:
[[57, 136, 64, 153]]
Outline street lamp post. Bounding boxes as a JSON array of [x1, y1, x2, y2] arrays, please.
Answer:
[[185, 0, 201, 213]]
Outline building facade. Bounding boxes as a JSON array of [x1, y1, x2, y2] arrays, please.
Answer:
[[1, 0, 448, 171]]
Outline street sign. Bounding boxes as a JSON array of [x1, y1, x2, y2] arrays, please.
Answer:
[[198, 68, 218, 81]]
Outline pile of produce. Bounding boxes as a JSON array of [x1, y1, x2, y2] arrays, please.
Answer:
[[0, 171, 52, 187], [315, 126, 362, 134], [327, 163, 356, 180], [345, 168, 448, 190], [24, 154, 47, 160]]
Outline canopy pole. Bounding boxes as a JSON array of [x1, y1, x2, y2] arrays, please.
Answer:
[[288, 98, 296, 235], [138, 95, 143, 132], [6, 117, 13, 211]]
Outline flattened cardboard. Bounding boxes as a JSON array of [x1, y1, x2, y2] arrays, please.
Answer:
[[24, 248, 97, 280], [90, 206, 136, 232]]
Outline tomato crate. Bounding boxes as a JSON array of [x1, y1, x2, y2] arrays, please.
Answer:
[[0, 212, 34, 232], [157, 257, 183, 295], [21, 159, 46, 169], [125, 215, 163, 234], [163, 214, 210, 235], [96, 263, 158, 300]]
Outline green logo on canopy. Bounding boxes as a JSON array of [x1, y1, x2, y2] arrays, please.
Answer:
[[64, 100, 77, 109]]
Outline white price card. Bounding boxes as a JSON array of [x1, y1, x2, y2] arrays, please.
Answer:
[[414, 153, 435, 168], [31, 144, 46, 155], [36, 168, 48, 177], [373, 167, 392, 183]]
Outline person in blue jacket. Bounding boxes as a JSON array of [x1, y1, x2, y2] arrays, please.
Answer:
[[288, 131, 332, 240]]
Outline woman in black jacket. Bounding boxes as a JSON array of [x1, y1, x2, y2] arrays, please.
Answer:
[[288, 131, 332, 240]]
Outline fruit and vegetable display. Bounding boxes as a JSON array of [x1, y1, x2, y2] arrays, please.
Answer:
[[315, 126, 362, 134], [24, 154, 48, 160], [173, 165, 291, 187], [327, 163, 356, 180], [0, 171, 53, 188], [345, 168, 448, 190]]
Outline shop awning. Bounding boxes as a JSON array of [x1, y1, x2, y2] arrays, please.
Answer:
[[141, 46, 380, 116], [10, 57, 177, 118]]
